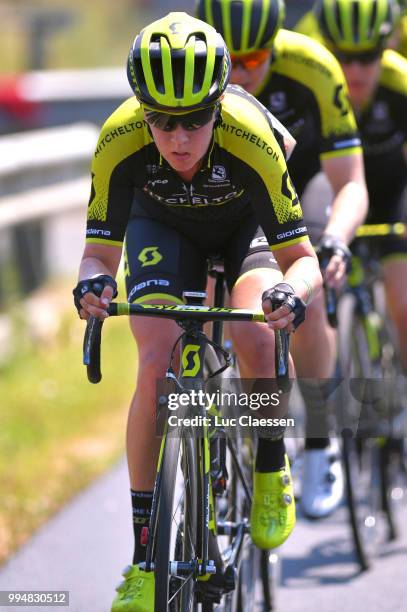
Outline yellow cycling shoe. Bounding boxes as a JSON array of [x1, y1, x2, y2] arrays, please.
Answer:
[[250, 454, 296, 549], [111, 565, 154, 612]]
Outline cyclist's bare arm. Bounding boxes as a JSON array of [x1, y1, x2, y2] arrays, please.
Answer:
[[77, 243, 122, 320], [322, 152, 368, 243], [321, 152, 368, 287]]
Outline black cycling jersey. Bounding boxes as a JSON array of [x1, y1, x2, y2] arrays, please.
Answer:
[[254, 29, 362, 196], [86, 84, 308, 253], [357, 50, 407, 222]]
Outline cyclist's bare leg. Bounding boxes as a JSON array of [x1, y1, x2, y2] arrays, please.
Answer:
[[228, 268, 294, 378], [288, 175, 343, 518], [382, 258, 407, 373], [290, 291, 337, 378], [128, 313, 181, 490], [228, 267, 297, 548], [229, 267, 294, 428]]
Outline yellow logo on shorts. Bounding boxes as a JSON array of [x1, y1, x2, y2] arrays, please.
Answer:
[[138, 246, 163, 267], [182, 344, 201, 377]]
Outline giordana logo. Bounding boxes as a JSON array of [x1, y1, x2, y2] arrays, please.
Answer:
[[269, 92, 287, 113], [211, 165, 227, 181], [276, 227, 307, 240], [86, 228, 111, 237], [128, 279, 170, 300]]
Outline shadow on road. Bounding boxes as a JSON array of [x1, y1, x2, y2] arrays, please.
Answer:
[[281, 534, 362, 587]]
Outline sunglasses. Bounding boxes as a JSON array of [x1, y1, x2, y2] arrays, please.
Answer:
[[334, 48, 383, 65], [230, 49, 271, 71], [144, 106, 216, 132]]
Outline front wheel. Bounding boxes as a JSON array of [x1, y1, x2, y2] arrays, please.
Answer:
[[154, 434, 198, 611]]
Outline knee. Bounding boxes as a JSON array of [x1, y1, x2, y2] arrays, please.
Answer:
[[389, 300, 407, 332], [298, 293, 330, 335], [229, 322, 275, 363], [139, 349, 168, 375]]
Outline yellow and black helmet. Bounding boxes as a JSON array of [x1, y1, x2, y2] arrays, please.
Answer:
[[196, 0, 285, 54], [315, 0, 400, 51], [127, 12, 231, 111]]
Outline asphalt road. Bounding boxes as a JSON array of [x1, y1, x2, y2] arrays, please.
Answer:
[[0, 458, 406, 612]]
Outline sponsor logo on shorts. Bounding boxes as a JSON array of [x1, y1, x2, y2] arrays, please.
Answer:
[[276, 226, 307, 240], [128, 279, 170, 300], [138, 246, 163, 267]]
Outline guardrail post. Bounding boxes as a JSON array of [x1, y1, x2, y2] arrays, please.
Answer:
[[12, 222, 45, 295]]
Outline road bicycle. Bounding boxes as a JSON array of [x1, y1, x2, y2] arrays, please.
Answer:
[[322, 222, 407, 570], [82, 264, 290, 611]]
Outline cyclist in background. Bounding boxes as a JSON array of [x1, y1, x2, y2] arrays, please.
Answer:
[[296, 0, 407, 58], [198, 0, 369, 519], [313, 0, 407, 372], [389, 1, 407, 56], [73, 13, 322, 611]]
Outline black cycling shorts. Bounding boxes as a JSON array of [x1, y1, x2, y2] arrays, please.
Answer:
[[365, 186, 407, 260], [124, 197, 279, 303]]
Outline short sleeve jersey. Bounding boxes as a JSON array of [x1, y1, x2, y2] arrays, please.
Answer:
[[357, 49, 407, 216], [86, 84, 308, 251], [291, 15, 407, 215], [253, 29, 362, 195]]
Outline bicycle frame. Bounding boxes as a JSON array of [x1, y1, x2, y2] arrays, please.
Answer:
[[145, 315, 213, 579]]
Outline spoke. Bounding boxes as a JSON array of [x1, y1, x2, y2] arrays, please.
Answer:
[[171, 494, 183, 529], [168, 572, 194, 604]]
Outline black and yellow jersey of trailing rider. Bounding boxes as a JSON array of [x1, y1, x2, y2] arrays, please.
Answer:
[[253, 29, 362, 195]]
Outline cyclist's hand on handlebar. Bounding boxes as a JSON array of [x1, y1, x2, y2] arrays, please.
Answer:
[[73, 274, 118, 320], [262, 282, 306, 333], [316, 234, 351, 289]]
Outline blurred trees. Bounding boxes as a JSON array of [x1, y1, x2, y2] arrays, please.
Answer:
[[0, 0, 157, 73]]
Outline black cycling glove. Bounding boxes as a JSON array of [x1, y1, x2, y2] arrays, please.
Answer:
[[316, 234, 352, 272], [73, 274, 118, 316], [262, 282, 306, 330]]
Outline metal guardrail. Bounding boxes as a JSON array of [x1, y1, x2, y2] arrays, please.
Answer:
[[0, 122, 99, 193], [0, 177, 89, 229], [0, 123, 98, 299]]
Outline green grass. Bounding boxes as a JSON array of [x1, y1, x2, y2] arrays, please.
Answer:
[[0, 302, 137, 563]]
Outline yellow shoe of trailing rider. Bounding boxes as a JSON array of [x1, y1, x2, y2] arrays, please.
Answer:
[[111, 565, 154, 612], [250, 454, 296, 549]]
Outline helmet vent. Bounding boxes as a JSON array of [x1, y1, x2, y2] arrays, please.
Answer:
[[171, 55, 186, 98], [369, 0, 379, 36], [192, 55, 207, 94], [351, 1, 360, 42], [149, 41, 165, 94], [261, 1, 279, 47], [210, 0, 224, 33], [209, 54, 223, 95], [231, 1, 244, 51], [335, 1, 344, 38]]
